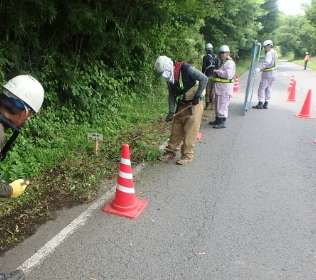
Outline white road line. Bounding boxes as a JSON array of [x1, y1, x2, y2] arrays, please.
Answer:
[[18, 163, 145, 274], [18, 186, 116, 273]]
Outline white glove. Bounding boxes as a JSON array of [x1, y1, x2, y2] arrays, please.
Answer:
[[255, 68, 261, 73]]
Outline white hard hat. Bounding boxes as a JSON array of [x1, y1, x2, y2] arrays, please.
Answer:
[[3, 75, 44, 113], [155, 56, 172, 73], [306, 52, 309, 54], [263, 40, 273, 47], [205, 43, 213, 51], [219, 45, 230, 52]]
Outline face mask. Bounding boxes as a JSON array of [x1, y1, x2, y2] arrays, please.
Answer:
[[161, 69, 172, 81]]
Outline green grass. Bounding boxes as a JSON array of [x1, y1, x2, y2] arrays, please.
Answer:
[[235, 59, 250, 77], [281, 53, 316, 70], [291, 57, 316, 70], [0, 81, 172, 252], [0, 59, 252, 253]]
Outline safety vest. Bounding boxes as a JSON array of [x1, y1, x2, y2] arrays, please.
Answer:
[[173, 63, 206, 102], [262, 50, 278, 72], [181, 83, 206, 101], [213, 58, 235, 83]]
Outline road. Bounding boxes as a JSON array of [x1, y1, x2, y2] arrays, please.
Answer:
[[1, 60, 316, 279]]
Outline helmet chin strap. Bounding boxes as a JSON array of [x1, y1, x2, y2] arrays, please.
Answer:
[[0, 115, 20, 161]]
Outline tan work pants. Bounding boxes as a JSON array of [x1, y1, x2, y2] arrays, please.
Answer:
[[205, 77, 214, 104], [165, 101, 204, 159]]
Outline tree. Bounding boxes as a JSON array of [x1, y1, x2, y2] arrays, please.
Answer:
[[201, 0, 264, 60], [256, 0, 278, 40], [275, 12, 316, 59]]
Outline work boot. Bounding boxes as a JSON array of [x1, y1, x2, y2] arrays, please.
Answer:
[[0, 269, 25, 280], [252, 101, 263, 109], [209, 117, 219, 125], [157, 151, 175, 162], [214, 118, 226, 129], [263, 101, 269, 109], [176, 156, 191, 165]]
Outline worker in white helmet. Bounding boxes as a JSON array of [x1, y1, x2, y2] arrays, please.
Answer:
[[202, 43, 220, 109], [253, 39, 277, 109], [155, 55, 208, 165], [209, 45, 236, 128], [0, 75, 44, 280]]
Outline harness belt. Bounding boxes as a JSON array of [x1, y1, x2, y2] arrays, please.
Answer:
[[214, 57, 235, 83], [263, 51, 278, 72]]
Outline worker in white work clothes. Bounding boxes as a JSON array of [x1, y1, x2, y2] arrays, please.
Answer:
[[209, 45, 236, 129]]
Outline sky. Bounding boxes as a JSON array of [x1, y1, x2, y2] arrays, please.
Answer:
[[278, 0, 311, 15]]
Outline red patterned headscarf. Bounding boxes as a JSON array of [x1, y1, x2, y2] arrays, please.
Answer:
[[174, 62, 183, 82]]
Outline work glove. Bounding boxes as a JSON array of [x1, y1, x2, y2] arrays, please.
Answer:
[[192, 97, 200, 105], [9, 179, 29, 198], [166, 112, 174, 122], [255, 68, 261, 73]]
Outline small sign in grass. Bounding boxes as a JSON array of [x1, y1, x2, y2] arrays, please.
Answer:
[[87, 133, 103, 155]]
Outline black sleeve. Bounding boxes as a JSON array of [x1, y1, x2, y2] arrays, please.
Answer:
[[215, 57, 220, 69], [168, 84, 177, 113], [202, 56, 207, 73], [187, 67, 208, 98], [0, 183, 13, 198]]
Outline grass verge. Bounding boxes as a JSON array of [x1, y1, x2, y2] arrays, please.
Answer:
[[0, 84, 171, 253], [0, 58, 257, 254]]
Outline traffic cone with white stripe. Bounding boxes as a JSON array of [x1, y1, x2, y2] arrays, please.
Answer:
[[287, 76, 295, 93], [102, 144, 148, 218], [286, 80, 296, 102], [233, 75, 240, 93]]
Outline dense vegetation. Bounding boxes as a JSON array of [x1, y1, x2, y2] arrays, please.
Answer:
[[276, 2, 316, 59], [0, 0, 315, 252]]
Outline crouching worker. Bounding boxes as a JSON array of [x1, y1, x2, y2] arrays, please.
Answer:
[[155, 56, 207, 165], [0, 75, 44, 280]]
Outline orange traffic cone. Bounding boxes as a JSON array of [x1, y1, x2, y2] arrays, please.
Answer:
[[102, 144, 148, 218], [286, 80, 296, 102], [233, 75, 240, 93], [287, 76, 295, 93], [295, 89, 315, 119]]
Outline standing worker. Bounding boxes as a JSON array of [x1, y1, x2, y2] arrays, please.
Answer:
[[303, 52, 310, 70], [253, 39, 277, 109], [155, 55, 208, 165], [202, 43, 219, 109], [209, 45, 236, 129], [0, 75, 45, 280]]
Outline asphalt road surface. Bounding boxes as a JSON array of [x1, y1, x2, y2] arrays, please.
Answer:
[[1, 60, 316, 280]]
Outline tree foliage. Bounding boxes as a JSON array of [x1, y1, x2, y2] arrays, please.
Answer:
[[201, 0, 265, 60], [256, 0, 278, 40], [0, 0, 315, 118], [275, 1, 316, 59]]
